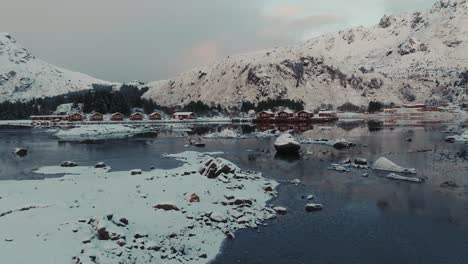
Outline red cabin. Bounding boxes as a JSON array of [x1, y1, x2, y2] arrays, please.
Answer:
[[90, 112, 104, 121], [69, 113, 84, 122], [173, 112, 195, 120], [149, 112, 162, 120], [296, 110, 314, 120], [276, 110, 294, 120], [130, 112, 144, 121], [111, 112, 125, 121], [256, 111, 275, 121]]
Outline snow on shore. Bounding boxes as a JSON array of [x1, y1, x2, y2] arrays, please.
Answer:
[[0, 151, 278, 264], [54, 124, 156, 140], [203, 129, 246, 139]]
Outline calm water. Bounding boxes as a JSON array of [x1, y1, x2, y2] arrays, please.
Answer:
[[1, 123, 468, 263]]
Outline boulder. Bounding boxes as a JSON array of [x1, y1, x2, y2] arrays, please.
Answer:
[[290, 179, 301, 185], [274, 133, 301, 154], [385, 173, 423, 183], [13, 148, 27, 157], [153, 203, 179, 211], [333, 139, 355, 149], [95, 162, 106, 168], [354, 158, 367, 165], [440, 180, 459, 188], [61, 161, 78, 167], [130, 169, 142, 175], [444, 136, 456, 143], [273, 206, 287, 215], [306, 195, 315, 200], [199, 158, 237, 179], [372, 157, 416, 174], [305, 203, 323, 212], [209, 212, 227, 222]]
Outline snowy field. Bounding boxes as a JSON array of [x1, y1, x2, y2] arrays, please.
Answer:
[[0, 151, 278, 264]]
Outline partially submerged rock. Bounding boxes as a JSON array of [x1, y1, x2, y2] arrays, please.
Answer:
[[13, 148, 28, 157], [94, 162, 106, 168], [290, 179, 301, 185], [372, 157, 416, 174], [385, 173, 423, 183], [305, 203, 323, 212], [333, 139, 355, 150], [354, 158, 367, 165], [273, 206, 287, 215], [274, 133, 301, 155], [440, 180, 459, 189], [60, 161, 78, 167]]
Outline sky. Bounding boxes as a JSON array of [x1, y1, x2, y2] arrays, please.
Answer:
[[1, 0, 434, 83]]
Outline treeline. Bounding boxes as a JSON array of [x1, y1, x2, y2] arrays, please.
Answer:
[[240, 99, 304, 113]]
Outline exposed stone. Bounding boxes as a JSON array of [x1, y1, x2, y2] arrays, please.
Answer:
[[153, 203, 180, 211], [13, 148, 27, 157], [305, 203, 323, 212], [61, 161, 78, 167]]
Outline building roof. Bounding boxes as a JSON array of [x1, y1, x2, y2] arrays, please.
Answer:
[[174, 112, 194, 115], [69, 112, 83, 116], [318, 110, 337, 114], [258, 110, 274, 114], [278, 109, 294, 114], [131, 112, 143, 116], [149, 112, 161, 116], [30, 115, 68, 118], [111, 112, 124, 116], [297, 110, 312, 114], [91, 112, 103, 115]]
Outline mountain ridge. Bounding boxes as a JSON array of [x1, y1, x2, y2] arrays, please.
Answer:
[[143, 0, 468, 110]]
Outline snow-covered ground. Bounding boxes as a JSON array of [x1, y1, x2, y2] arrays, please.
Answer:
[[203, 129, 246, 139], [0, 151, 278, 264], [54, 124, 157, 140]]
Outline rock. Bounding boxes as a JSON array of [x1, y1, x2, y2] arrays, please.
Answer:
[[153, 203, 179, 211], [405, 137, 412, 142], [61, 161, 78, 167], [333, 139, 355, 149], [290, 179, 301, 185], [362, 173, 369, 177], [372, 157, 416, 174], [119, 218, 129, 226], [341, 158, 352, 164], [273, 206, 287, 215], [225, 231, 236, 239], [354, 158, 367, 165], [263, 185, 274, 192], [274, 133, 301, 154], [95, 162, 106, 168], [209, 212, 227, 222], [13, 148, 27, 157], [440, 180, 459, 188], [445, 136, 456, 143], [146, 241, 161, 251], [199, 253, 208, 259], [199, 158, 237, 179], [188, 193, 200, 203], [97, 226, 110, 240], [130, 169, 142, 175], [385, 173, 423, 183], [306, 195, 315, 200], [305, 203, 323, 212], [233, 198, 253, 206]]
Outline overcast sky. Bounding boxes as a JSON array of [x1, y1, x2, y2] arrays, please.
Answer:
[[1, 0, 434, 83]]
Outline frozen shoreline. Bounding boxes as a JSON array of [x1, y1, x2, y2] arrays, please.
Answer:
[[0, 151, 278, 264]]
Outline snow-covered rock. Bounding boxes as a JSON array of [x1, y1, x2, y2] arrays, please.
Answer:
[[384, 173, 424, 183], [0, 33, 115, 102], [199, 157, 238, 179], [54, 125, 155, 140], [144, 0, 468, 108], [372, 157, 417, 174], [13, 148, 27, 157], [305, 203, 323, 212], [274, 133, 301, 154]]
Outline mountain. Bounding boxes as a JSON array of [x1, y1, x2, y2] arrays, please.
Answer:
[[144, 0, 468, 110], [0, 32, 115, 102]]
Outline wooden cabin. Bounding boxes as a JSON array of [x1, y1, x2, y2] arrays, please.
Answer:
[[31, 115, 68, 122], [318, 111, 337, 118], [130, 112, 144, 121], [69, 113, 84, 122], [296, 110, 314, 120], [149, 112, 162, 120], [90, 112, 104, 121], [111, 112, 125, 121], [276, 110, 294, 120], [256, 111, 275, 121], [173, 112, 196, 120]]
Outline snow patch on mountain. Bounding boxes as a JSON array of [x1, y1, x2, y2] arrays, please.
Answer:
[[144, 0, 468, 109], [0, 33, 116, 102]]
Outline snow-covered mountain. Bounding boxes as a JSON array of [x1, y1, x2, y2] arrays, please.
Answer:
[[144, 0, 468, 110], [0, 32, 115, 102]]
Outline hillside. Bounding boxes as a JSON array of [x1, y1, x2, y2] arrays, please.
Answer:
[[144, 0, 468, 110], [0, 32, 115, 102]]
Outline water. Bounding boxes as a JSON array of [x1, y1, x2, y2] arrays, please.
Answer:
[[1, 123, 468, 263]]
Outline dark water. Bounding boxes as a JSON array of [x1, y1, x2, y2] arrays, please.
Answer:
[[1, 123, 468, 263]]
